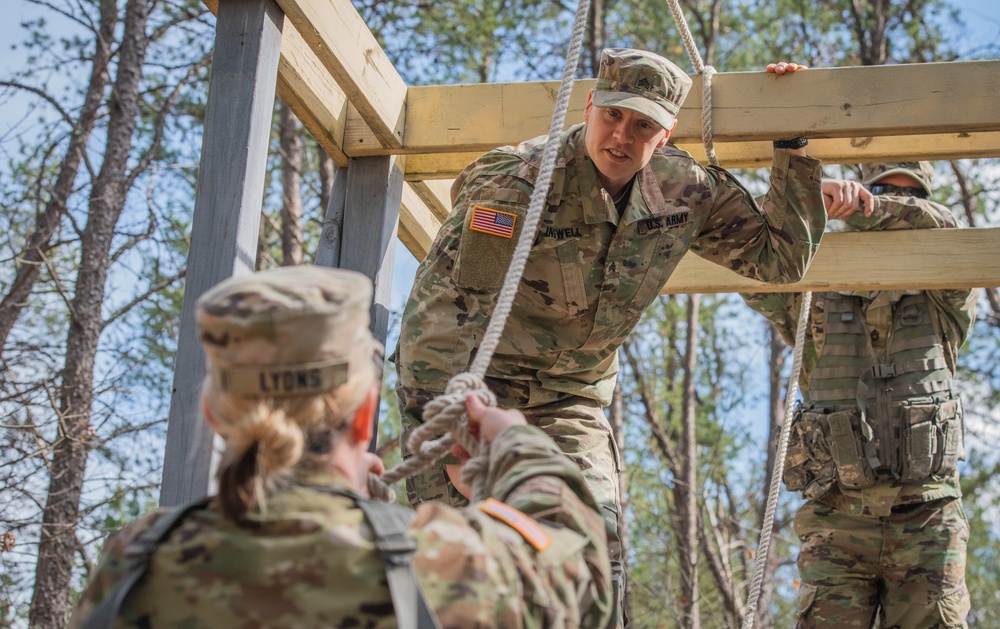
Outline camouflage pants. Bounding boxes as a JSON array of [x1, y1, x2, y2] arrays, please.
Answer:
[[397, 382, 626, 628], [793, 496, 970, 628]]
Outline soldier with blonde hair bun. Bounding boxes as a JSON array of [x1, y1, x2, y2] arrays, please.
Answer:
[[71, 265, 612, 629]]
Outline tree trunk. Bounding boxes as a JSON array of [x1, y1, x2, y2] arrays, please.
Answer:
[[0, 0, 117, 357], [609, 378, 632, 624], [28, 0, 150, 625], [679, 294, 701, 629], [278, 100, 304, 266], [584, 0, 604, 77], [949, 160, 1000, 320]]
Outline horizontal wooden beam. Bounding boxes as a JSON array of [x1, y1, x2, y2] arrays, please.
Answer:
[[203, 0, 351, 167], [664, 228, 1000, 294], [402, 131, 1000, 179], [276, 0, 407, 149], [345, 61, 1000, 160]]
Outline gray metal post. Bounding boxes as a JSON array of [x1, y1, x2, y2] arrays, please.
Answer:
[[159, 0, 283, 507]]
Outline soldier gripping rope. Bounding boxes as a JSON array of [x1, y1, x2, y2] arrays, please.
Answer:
[[394, 50, 826, 625], [743, 162, 976, 628], [69, 266, 612, 629]]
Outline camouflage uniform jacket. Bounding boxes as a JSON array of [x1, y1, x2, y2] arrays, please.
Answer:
[[744, 195, 978, 516], [399, 124, 825, 406], [70, 426, 612, 628]]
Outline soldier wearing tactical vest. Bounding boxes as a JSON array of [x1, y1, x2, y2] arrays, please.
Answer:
[[743, 162, 976, 628], [70, 266, 612, 629]]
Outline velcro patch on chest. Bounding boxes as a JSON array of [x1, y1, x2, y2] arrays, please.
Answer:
[[479, 498, 552, 551], [469, 206, 517, 238], [637, 212, 690, 235]]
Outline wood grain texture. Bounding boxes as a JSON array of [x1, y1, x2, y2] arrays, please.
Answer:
[[663, 228, 1000, 294], [275, 0, 407, 148]]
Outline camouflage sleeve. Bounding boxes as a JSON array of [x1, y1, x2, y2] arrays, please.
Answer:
[[690, 151, 826, 284], [68, 511, 168, 629], [487, 425, 612, 625], [844, 195, 958, 232], [740, 291, 803, 347], [846, 197, 978, 363], [411, 425, 611, 628]]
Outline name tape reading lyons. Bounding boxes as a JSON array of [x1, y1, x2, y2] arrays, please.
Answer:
[[214, 359, 350, 397]]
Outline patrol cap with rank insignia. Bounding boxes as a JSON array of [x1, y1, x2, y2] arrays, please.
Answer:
[[593, 48, 693, 131], [196, 266, 382, 414]]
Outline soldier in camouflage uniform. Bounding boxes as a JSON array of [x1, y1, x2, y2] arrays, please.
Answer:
[[395, 50, 825, 624], [70, 266, 612, 629], [743, 162, 976, 628]]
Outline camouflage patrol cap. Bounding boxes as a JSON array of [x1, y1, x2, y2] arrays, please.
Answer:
[[862, 161, 934, 196], [592, 48, 692, 131], [196, 266, 381, 400]]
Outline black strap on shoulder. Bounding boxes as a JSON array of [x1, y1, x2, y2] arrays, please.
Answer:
[[305, 485, 441, 629], [81, 497, 212, 629], [354, 498, 442, 629]]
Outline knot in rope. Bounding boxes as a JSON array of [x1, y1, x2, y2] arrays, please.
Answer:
[[370, 373, 497, 501], [665, 0, 720, 167]]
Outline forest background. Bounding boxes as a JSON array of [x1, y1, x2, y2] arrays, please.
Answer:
[[1, 0, 999, 627]]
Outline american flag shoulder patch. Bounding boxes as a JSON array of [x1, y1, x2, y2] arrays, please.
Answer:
[[469, 205, 517, 238]]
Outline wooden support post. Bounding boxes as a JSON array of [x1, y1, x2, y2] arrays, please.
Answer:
[[315, 165, 347, 267], [337, 156, 405, 449], [160, 0, 282, 507]]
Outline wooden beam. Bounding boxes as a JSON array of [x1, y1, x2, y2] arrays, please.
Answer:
[[408, 179, 453, 221], [345, 61, 1000, 158], [275, 0, 407, 149], [203, 0, 351, 167], [663, 228, 1000, 294], [401, 131, 1000, 180], [398, 183, 437, 260], [162, 0, 282, 507]]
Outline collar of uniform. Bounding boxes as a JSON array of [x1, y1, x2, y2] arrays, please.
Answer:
[[289, 468, 358, 497], [575, 125, 620, 225], [621, 163, 661, 225]]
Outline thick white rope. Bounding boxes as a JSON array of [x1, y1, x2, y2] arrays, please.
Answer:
[[370, 0, 594, 503], [662, 3, 811, 623], [740, 292, 813, 629], [664, 0, 719, 167]]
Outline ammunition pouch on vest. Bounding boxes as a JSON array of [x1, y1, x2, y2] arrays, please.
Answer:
[[783, 397, 964, 498], [899, 397, 965, 483]]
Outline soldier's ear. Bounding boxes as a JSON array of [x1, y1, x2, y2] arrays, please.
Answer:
[[658, 119, 678, 147], [202, 398, 219, 434], [350, 387, 377, 444]]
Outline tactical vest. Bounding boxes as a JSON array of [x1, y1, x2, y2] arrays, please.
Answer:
[[784, 292, 965, 499]]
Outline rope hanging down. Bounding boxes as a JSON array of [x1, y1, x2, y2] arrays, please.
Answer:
[[368, 0, 595, 503], [740, 292, 812, 628], [662, 4, 815, 627], [665, 0, 719, 167]]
